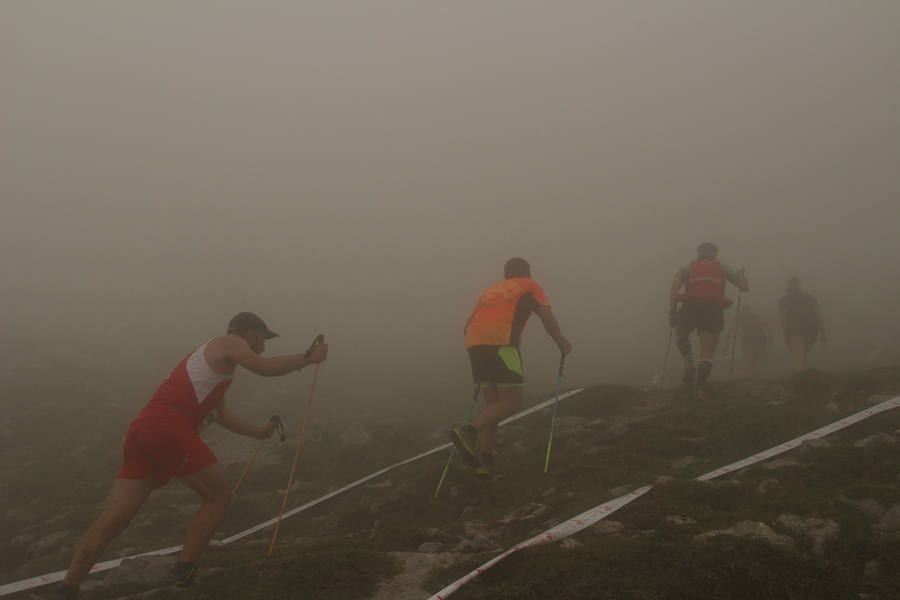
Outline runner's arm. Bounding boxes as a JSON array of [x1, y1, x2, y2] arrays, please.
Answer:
[[669, 273, 685, 313], [814, 300, 828, 343], [535, 307, 571, 354], [223, 334, 312, 376], [217, 408, 273, 440]]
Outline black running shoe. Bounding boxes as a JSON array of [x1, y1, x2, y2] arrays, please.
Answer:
[[448, 425, 479, 467], [170, 561, 197, 587]]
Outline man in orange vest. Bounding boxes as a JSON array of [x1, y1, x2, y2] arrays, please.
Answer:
[[450, 258, 572, 477], [669, 243, 749, 399]]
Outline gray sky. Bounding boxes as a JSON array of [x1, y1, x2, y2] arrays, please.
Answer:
[[3, 2, 899, 413]]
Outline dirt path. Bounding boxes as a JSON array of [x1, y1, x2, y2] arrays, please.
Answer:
[[369, 552, 459, 600]]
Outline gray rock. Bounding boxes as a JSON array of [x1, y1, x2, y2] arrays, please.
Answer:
[[864, 560, 880, 577], [867, 394, 893, 406], [844, 498, 886, 520], [10, 533, 36, 548], [853, 433, 896, 448], [799, 437, 833, 453], [655, 476, 675, 485], [454, 533, 496, 553], [417, 542, 444, 553], [873, 503, 900, 534], [610, 485, 634, 497], [560, 538, 583, 550], [104, 555, 178, 586], [541, 518, 563, 529], [460, 506, 477, 518], [665, 515, 697, 527], [340, 425, 372, 445], [507, 440, 528, 456], [28, 530, 74, 557], [368, 479, 392, 489], [672, 456, 696, 470], [555, 416, 588, 429], [777, 514, 839, 558], [762, 459, 803, 471], [3, 508, 37, 523], [764, 385, 799, 404], [695, 521, 795, 550], [825, 403, 840, 415], [756, 479, 780, 494], [542, 487, 558, 498], [593, 520, 625, 535], [502, 503, 547, 522]]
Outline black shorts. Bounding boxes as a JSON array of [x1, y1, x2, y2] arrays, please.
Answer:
[[785, 324, 819, 343], [468, 345, 524, 387], [676, 301, 725, 334]]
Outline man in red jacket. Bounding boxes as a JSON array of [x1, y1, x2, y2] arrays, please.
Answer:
[[669, 244, 748, 399], [58, 313, 328, 598]]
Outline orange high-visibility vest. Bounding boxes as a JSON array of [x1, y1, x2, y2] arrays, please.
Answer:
[[678, 260, 734, 308]]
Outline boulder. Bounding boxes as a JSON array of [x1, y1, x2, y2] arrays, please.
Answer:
[[672, 456, 696, 470], [501, 503, 547, 522], [756, 479, 780, 494], [28, 530, 75, 557], [665, 515, 697, 527], [777, 514, 840, 558], [762, 459, 803, 471], [873, 503, 900, 534], [593, 520, 625, 535], [417, 542, 444, 553], [340, 425, 373, 446], [695, 521, 795, 550], [560, 538, 583, 550], [853, 433, 896, 448], [104, 555, 178, 587]]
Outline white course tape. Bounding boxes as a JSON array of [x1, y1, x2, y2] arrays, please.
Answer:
[[0, 389, 583, 597], [426, 394, 900, 600]]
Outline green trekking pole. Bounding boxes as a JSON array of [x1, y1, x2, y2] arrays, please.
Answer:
[[658, 326, 674, 396], [433, 384, 480, 499], [543, 354, 567, 474], [729, 268, 745, 376]]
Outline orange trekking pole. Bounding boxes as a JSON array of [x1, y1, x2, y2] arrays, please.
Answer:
[[232, 415, 285, 495], [267, 334, 325, 556]]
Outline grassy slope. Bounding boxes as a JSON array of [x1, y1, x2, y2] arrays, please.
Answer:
[[5, 367, 900, 599]]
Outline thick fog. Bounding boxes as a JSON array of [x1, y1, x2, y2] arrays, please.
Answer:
[[3, 2, 899, 419]]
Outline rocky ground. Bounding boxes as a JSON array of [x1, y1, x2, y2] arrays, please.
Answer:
[[4, 367, 900, 599]]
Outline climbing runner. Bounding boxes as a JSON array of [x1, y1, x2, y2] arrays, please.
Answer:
[[723, 304, 770, 377], [57, 312, 328, 598], [779, 276, 827, 371], [669, 243, 749, 399], [449, 258, 571, 478]]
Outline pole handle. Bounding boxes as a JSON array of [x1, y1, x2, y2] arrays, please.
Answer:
[[305, 334, 325, 358]]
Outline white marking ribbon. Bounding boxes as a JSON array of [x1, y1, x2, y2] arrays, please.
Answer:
[[0, 389, 584, 596], [427, 395, 900, 599]]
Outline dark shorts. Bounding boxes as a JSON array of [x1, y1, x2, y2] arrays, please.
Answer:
[[468, 345, 524, 387], [742, 331, 768, 354], [676, 301, 725, 334], [785, 323, 819, 343], [117, 416, 217, 488]]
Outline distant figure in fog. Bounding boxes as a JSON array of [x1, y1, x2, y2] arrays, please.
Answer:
[[723, 304, 770, 377], [669, 243, 749, 400], [779, 277, 827, 371], [449, 258, 571, 479], [58, 313, 328, 599]]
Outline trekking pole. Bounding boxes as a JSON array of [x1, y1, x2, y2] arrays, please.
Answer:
[[433, 384, 480, 499], [267, 334, 325, 557], [729, 268, 745, 375], [658, 326, 674, 396], [232, 415, 285, 495], [543, 353, 567, 474]]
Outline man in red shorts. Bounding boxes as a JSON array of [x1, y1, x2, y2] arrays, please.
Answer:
[[449, 258, 571, 478], [58, 313, 328, 598]]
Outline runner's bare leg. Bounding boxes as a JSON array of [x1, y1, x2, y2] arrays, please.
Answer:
[[178, 464, 231, 563], [477, 387, 500, 456], [471, 385, 523, 435], [64, 477, 156, 587]]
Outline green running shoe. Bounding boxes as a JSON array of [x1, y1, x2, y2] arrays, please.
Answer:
[[448, 425, 479, 467], [170, 561, 197, 587]]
